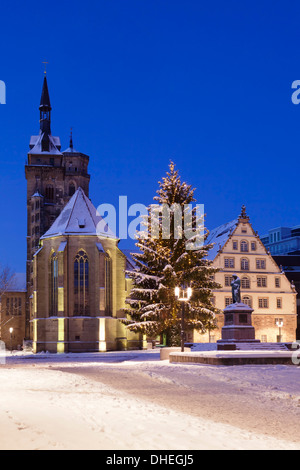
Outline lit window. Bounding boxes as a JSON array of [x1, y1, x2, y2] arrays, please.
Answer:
[[74, 250, 89, 316], [105, 255, 112, 315], [50, 252, 58, 316]]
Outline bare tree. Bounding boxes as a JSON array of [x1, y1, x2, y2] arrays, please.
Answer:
[[0, 265, 16, 329]]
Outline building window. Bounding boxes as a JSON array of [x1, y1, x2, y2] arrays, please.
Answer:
[[74, 250, 89, 316], [224, 275, 233, 287], [242, 296, 252, 308], [45, 186, 54, 202], [225, 297, 233, 307], [241, 258, 249, 270], [257, 276, 267, 287], [276, 298, 282, 309], [258, 298, 269, 308], [233, 241, 238, 250], [105, 255, 112, 315], [256, 259, 266, 269], [224, 258, 235, 268], [50, 252, 58, 316], [275, 277, 281, 288], [251, 241, 257, 251], [261, 335, 267, 342], [241, 276, 250, 289], [240, 240, 249, 252]]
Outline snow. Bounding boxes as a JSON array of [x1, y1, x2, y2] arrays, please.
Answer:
[[0, 349, 299, 450]]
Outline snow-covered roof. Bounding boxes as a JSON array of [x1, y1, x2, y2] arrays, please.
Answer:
[[29, 134, 62, 155], [6, 273, 26, 292], [206, 218, 238, 260], [41, 187, 117, 240]]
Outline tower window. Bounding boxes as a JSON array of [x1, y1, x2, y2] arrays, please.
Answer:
[[45, 186, 54, 202], [74, 250, 89, 316]]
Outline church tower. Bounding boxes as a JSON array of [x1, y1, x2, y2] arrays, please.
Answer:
[[25, 75, 91, 339]]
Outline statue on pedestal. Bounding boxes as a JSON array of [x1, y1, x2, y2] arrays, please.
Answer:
[[231, 275, 241, 304]]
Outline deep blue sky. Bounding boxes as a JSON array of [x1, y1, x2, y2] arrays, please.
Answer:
[[1, 0, 300, 272]]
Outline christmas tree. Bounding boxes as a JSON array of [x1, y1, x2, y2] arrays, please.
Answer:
[[124, 161, 220, 346]]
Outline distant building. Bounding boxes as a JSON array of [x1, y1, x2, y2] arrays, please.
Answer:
[[193, 207, 298, 344], [0, 274, 26, 350], [261, 226, 300, 255]]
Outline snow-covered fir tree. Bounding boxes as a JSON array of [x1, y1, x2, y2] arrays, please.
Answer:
[[124, 161, 221, 346]]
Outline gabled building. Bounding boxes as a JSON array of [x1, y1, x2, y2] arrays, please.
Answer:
[[193, 206, 297, 344], [32, 187, 143, 353]]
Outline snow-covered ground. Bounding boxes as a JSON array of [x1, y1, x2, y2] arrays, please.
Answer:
[[0, 349, 299, 450]]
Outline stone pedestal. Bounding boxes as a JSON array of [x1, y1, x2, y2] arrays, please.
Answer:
[[217, 302, 260, 350]]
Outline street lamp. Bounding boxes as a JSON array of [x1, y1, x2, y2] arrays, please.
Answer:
[[175, 286, 192, 352], [9, 327, 13, 354], [275, 319, 283, 343]]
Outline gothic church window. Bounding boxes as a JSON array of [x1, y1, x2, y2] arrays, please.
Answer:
[[74, 250, 89, 316], [50, 252, 58, 316]]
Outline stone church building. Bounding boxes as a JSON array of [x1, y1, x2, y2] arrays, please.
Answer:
[[24, 76, 143, 352]]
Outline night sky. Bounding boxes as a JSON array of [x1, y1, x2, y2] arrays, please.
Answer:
[[1, 0, 300, 272]]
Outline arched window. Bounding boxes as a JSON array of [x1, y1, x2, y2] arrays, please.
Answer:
[[50, 252, 58, 316], [74, 250, 89, 316], [241, 258, 249, 271], [241, 276, 250, 289], [69, 183, 76, 197], [242, 296, 252, 308], [240, 240, 249, 252], [105, 255, 112, 316]]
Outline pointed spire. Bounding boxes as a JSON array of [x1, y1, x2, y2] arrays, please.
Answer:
[[39, 76, 51, 110], [69, 127, 73, 150], [39, 76, 52, 139]]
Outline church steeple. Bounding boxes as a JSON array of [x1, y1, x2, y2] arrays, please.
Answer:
[[39, 76, 52, 136]]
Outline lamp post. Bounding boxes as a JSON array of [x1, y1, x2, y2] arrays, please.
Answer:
[[276, 319, 283, 343], [9, 328, 13, 354], [175, 286, 192, 352]]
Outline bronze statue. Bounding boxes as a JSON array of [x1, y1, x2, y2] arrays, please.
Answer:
[[231, 275, 241, 303]]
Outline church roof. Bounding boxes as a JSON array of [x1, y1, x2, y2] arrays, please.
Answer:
[[41, 187, 117, 239], [29, 133, 62, 155], [6, 273, 27, 292]]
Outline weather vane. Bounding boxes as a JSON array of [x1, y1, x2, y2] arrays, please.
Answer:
[[42, 61, 48, 75]]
